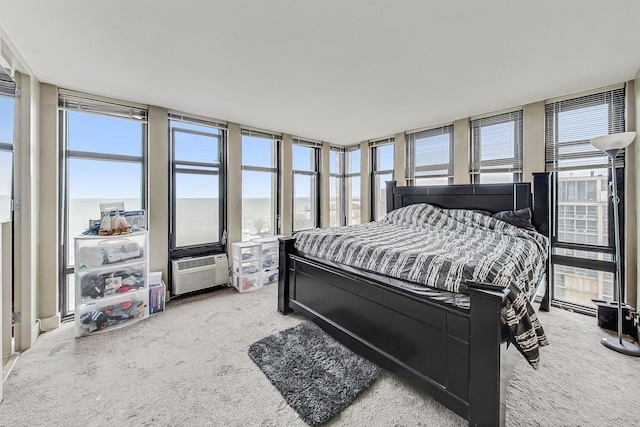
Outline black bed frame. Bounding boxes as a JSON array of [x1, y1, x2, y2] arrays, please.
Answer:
[[277, 173, 551, 426]]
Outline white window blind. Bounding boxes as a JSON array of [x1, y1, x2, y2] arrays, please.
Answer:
[[545, 87, 625, 171], [406, 125, 453, 180], [168, 112, 227, 130], [292, 138, 323, 148], [470, 111, 523, 177], [241, 128, 281, 141], [368, 137, 394, 148], [59, 90, 147, 121], [0, 72, 15, 97]]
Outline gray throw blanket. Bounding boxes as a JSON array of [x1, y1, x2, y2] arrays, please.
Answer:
[[294, 203, 549, 368]]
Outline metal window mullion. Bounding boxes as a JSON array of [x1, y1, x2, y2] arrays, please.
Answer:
[[66, 150, 143, 163], [175, 159, 220, 168], [172, 126, 224, 139], [552, 254, 616, 273], [175, 168, 219, 176], [242, 165, 278, 173], [292, 170, 316, 176]]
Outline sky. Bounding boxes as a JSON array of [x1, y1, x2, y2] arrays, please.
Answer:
[[0, 96, 14, 221]]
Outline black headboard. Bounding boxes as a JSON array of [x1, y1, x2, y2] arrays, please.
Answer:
[[386, 173, 551, 238]]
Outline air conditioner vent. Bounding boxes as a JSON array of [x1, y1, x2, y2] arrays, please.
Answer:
[[176, 257, 216, 271], [171, 254, 229, 295]]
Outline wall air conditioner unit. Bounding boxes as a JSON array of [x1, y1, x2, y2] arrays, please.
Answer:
[[171, 254, 229, 295]]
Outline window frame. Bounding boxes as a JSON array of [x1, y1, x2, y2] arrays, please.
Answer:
[[169, 116, 227, 258], [241, 129, 281, 239], [370, 139, 394, 221], [329, 146, 346, 227], [406, 125, 454, 186], [58, 93, 148, 318], [545, 87, 625, 310], [292, 140, 321, 232], [345, 145, 361, 226], [470, 110, 523, 184], [0, 86, 15, 223]]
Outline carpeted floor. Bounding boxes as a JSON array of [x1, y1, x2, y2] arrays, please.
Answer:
[[1, 283, 639, 427]]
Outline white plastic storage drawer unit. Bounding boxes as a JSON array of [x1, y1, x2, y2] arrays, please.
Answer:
[[74, 230, 149, 337], [231, 241, 264, 293]]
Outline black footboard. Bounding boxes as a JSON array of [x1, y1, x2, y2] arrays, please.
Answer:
[[278, 237, 513, 427]]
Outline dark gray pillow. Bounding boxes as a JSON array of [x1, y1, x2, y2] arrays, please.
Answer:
[[492, 208, 536, 231]]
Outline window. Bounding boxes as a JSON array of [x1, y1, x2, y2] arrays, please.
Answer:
[[545, 86, 625, 309], [345, 146, 361, 225], [169, 115, 226, 255], [0, 71, 15, 222], [470, 111, 523, 183], [407, 125, 453, 186], [242, 129, 280, 240], [329, 147, 345, 227], [292, 139, 320, 232], [370, 139, 394, 221], [59, 91, 147, 316]]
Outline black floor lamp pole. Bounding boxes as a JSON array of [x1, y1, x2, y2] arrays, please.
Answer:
[[600, 149, 640, 357]]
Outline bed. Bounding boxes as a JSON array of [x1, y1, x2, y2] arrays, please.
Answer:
[[277, 173, 552, 427]]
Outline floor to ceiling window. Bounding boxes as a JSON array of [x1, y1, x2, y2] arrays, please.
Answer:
[[0, 72, 15, 223], [370, 138, 394, 221], [470, 111, 523, 184], [329, 147, 345, 227], [292, 139, 320, 232], [169, 114, 226, 257], [345, 146, 361, 225], [545, 86, 625, 310], [241, 129, 280, 240], [59, 91, 147, 316], [406, 125, 453, 186]]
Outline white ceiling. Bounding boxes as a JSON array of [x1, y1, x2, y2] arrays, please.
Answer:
[[1, 1, 639, 145]]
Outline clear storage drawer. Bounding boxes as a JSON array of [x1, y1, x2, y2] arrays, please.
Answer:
[[75, 288, 149, 337]]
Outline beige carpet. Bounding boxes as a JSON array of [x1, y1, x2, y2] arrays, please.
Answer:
[[1, 284, 639, 427]]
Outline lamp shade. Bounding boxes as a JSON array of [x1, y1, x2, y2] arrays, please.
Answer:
[[590, 131, 636, 151]]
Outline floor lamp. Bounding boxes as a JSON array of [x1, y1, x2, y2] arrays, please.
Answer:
[[590, 131, 640, 356]]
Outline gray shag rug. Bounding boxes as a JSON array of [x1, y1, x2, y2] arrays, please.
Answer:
[[248, 321, 380, 425]]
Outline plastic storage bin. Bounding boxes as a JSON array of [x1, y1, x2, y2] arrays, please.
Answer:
[[251, 235, 281, 286], [232, 272, 262, 292], [75, 288, 149, 337], [231, 241, 264, 292], [232, 241, 262, 263], [74, 230, 149, 337]]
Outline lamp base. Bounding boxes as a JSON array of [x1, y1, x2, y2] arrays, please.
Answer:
[[601, 336, 640, 357]]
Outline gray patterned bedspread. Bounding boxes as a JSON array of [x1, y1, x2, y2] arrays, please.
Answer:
[[294, 203, 549, 368]]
